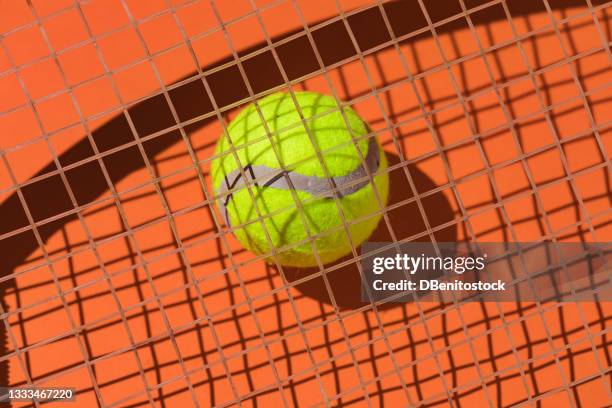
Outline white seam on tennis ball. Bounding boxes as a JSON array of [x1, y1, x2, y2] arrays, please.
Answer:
[[216, 137, 381, 227]]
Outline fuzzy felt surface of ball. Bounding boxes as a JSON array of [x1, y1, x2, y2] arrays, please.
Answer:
[[211, 91, 389, 267]]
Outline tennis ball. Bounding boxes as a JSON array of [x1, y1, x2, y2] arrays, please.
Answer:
[[211, 91, 389, 267]]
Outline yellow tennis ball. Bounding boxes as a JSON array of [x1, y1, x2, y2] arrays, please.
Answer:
[[211, 91, 389, 267]]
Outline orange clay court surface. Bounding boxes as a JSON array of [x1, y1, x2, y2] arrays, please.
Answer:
[[0, 0, 611, 407]]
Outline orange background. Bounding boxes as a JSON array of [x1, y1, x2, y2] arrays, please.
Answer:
[[0, 0, 610, 406]]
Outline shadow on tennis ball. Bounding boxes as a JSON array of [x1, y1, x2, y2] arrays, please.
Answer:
[[282, 152, 457, 310]]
